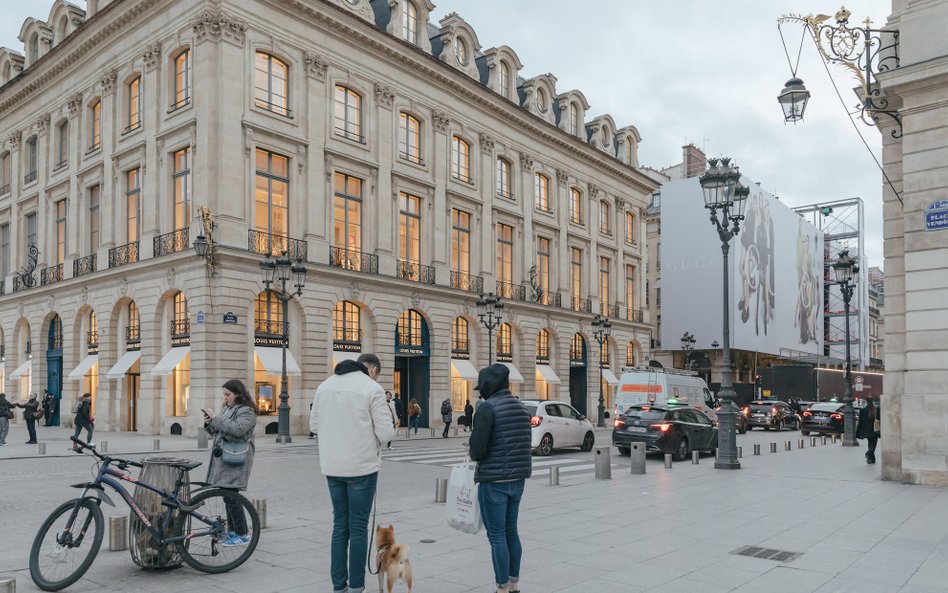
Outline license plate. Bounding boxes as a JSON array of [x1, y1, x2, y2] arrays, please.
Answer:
[[629, 426, 647, 433]]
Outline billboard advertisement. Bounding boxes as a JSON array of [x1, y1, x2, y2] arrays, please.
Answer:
[[659, 177, 824, 357]]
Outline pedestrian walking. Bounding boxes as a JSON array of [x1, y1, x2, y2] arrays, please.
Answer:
[[857, 398, 881, 464], [468, 364, 532, 593], [16, 392, 42, 444], [0, 393, 13, 446], [441, 398, 453, 438], [385, 390, 399, 450], [42, 389, 53, 426], [407, 398, 421, 434], [464, 399, 474, 432], [392, 392, 404, 426], [202, 379, 257, 546], [72, 393, 94, 449], [310, 353, 395, 593]]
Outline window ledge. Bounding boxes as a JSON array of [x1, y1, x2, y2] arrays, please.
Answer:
[[251, 104, 296, 126]]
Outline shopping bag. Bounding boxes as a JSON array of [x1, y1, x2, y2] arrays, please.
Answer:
[[445, 461, 481, 534]]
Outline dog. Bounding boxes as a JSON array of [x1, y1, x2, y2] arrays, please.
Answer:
[[376, 524, 412, 593]]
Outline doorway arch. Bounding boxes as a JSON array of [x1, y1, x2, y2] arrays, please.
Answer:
[[395, 309, 430, 427], [569, 333, 587, 415]]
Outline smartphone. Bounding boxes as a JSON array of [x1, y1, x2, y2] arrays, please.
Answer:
[[202, 409, 211, 418]]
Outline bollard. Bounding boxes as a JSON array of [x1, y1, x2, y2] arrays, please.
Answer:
[[549, 466, 560, 485], [785, 441, 792, 451], [692, 450, 700, 464], [798, 439, 805, 449], [0, 577, 15, 592], [100, 441, 108, 453], [832, 433, 839, 444], [434, 478, 448, 503], [738, 446, 743, 458], [252, 498, 267, 529], [822, 436, 829, 445], [630, 443, 646, 474], [664, 453, 673, 469], [37, 442, 46, 455], [770, 442, 778, 453], [109, 515, 128, 551], [153, 439, 160, 451], [430, 428, 436, 437], [753, 444, 761, 456], [454, 428, 459, 437], [594, 446, 612, 479], [197, 430, 208, 449]]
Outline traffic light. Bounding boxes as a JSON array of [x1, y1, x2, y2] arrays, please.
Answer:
[[820, 206, 833, 216]]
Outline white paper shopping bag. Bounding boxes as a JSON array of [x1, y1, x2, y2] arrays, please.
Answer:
[[445, 461, 482, 534]]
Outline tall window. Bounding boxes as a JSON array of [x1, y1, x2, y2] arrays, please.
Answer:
[[569, 103, 579, 135], [0, 152, 10, 194], [627, 342, 635, 367], [455, 38, 468, 65], [599, 200, 611, 234], [626, 211, 636, 244], [570, 187, 583, 224], [496, 158, 512, 199], [499, 62, 510, 98], [332, 301, 362, 345], [173, 49, 191, 109], [451, 317, 469, 354], [89, 185, 100, 253], [398, 192, 421, 265], [126, 168, 141, 243], [255, 149, 289, 240], [497, 322, 512, 361], [333, 173, 363, 261], [0, 223, 9, 278], [451, 209, 470, 275], [401, 1, 417, 44], [56, 121, 68, 166], [451, 136, 471, 183], [600, 256, 611, 307], [600, 340, 611, 369], [126, 76, 141, 131], [398, 112, 421, 163], [254, 290, 283, 336], [536, 236, 550, 292], [25, 137, 37, 182], [127, 302, 140, 344], [173, 292, 189, 335], [25, 212, 37, 252], [254, 52, 288, 116], [89, 100, 101, 151], [570, 247, 582, 298], [334, 85, 362, 142], [173, 147, 190, 230], [626, 265, 636, 311], [397, 310, 423, 347], [536, 329, 550, 362], [55, 199, 67, 265], [534, 173, 550, 212], [496, 223, 513, 284], [570, 333, 585, 363]]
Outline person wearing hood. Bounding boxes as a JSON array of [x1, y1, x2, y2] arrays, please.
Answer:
[[468, 364, 531, 593], [311, 353, 395, 593]]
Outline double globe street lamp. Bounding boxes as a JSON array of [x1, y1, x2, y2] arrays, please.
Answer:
[[476, 292, 504, 365], [832, 248, 859, 447], [592, 314, 612, 428], [680, 331, 696, 370]]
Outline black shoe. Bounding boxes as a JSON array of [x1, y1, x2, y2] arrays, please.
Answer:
[[26, 440, 37, 444]]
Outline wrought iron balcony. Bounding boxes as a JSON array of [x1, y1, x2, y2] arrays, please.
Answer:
[[0, 183, 9, 195], [571, 297, 592, 313], [627, 307, 645, 323], [53, 160, 68, 171], [333, 328, 363, 348], [86, 142, 101, 155], [329, 246, 379, 274], [24, 170, 37, 184], [497, 280, 526, 301], [254, 318, 286, 337], [169, 96, 191, 112], [451, 171, 474, 185], [125, 325, 141, 349], [171, 319, 190, 347], [109, 241, 139, 268], [87, 330, 99, 354], [534, 289, 561, 307], [601, 302, 620, 318], [41, 264, 64, 286], [13, 274, 35, 293], [248, 229, 308, 262], [399, 151, 424, 165], [397, 260, 436, 285], [153, 228, 190, 257], [73, 254, 97, 277], [450, 270, 483, 293], [334, 126, 365, 144]]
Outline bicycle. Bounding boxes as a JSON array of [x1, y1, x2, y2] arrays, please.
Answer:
[[29, 437, 260, 591]]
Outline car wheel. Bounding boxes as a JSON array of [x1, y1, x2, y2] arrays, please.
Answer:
[[580, 431, 595, 452], [738, 423, 747, 435], [538, 433, 554, 456], [775, 420, 783, 432], [617, 446, 631, 456], [801, 429, 810, 436], [673, 437, 690, 462]]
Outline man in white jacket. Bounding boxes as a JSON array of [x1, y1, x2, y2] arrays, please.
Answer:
[[311, 353, 395, 593]]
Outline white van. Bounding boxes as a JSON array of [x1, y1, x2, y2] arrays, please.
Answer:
[[613, 367, 717, 421]]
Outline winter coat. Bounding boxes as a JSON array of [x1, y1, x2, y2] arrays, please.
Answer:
[[441, 399, 453, 424], [17, 399, 40, 421], [310, 359, 396, 477], [469, 364, 532, 483], [856, 402, 880, 440], [464, 403, 474, 427], [205, 404, 256, 490], [386, 399, 399, 427], [75, 401, 93, 428], [0, 397, 12, 419]]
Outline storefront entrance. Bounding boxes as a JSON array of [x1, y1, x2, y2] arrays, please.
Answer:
[[395, 310, 430, 427], [127, 373, 139, 431], [47, 316, 64, 427], [569, 333, 587, 417]]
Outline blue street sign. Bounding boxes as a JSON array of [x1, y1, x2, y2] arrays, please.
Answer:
[[925, 200, 948, 232]]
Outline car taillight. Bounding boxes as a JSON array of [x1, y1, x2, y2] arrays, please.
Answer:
[[531, 416, 542, 427], [614, 418, 625, 429], [650, 423, 671, 432], [831, 413, 843, 421], [803, 411, 812, 418], [742, 406, 750, 416]]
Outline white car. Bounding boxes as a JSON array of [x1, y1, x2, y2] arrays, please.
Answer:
[[521, 400, 596, 456]]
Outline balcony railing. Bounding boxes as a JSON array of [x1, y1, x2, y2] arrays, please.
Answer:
[[329, 246, 379, 274], [496, 189, 513, 200], [398, 151, 424, 165], [154, 228, 190, 257], [40, 264, 64, 286], [451, 171, 474, 184], [249, 229, 308, 262], [13, 274, 35, 293], [535, 289, 561, 307], [86, 142, 101, 155], [126, 325, 141, 350], [109, 241, 139, 268], [397, 260, 436, 285], [255, 99, 292, 118], [53, 160, 68, 171], [333, 328, 363, 349], [334, 126, 365, 144], [169, 96, 191, 112], [73, 254, 97, 277], [627, 307, 645, 323], [122, 121, 142, 135], [497, 280, 526, 301], [601, 302, 620, 318], [24, 170, 37, 184], [450, 270, 483, 293], [254, 319, 286, 337], [571, 297, 592, 313]]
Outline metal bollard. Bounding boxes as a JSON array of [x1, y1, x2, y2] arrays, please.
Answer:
[[832, 433, 840, 444], [430, 428, 436, 437], [37, 442, 46, 455], [0, 577, 15, 592], [664, 453, 673, 469], [630, 443, 646, 474], [434, 478, 447, 503], [594, 446, 612, 479], [822, 436, 829, 445], [153, 439, 160, 450], [549, 466, 560, 485], [197, 430, 208, 449], [692, 450, 700, 464], [770, 442, 778, 453], [100, 441, 108, 453], [753, 444, 761, 456], [785, 441, 792, 451], [738, 446, 743, 458], [252, 498, 267, 529], [810, 437, 817, 447], [454, 428, 459, 437], [109, 516, 128, 551], [798, 439, 805, 449]]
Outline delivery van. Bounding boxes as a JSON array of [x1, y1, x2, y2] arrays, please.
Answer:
[[614, 367, 717, 421]]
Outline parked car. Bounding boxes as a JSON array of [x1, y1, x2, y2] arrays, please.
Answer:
[[522, 400, 595, 456], [715, 404, 748, 434], [744, 400, 801, 431], [801, 402, 845, 436], [613, 404, 718, 461]]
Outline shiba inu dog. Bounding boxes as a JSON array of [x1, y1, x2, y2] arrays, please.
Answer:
[[376, 524, 412, 593]]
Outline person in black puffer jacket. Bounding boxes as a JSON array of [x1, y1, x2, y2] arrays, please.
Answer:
[[469, 364, 531, 593]]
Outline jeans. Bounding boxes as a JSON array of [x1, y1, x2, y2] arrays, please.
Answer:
[[0, 416, 8, 444], [224, 494, 248, 535], [442, 420, 451, 437], [73, 423, 93, 443], [478, 479, 525, 587], [866, 436, 878, 462], [409, 417, 419, 434], [26, 419, 37, 443], [327, 473, 378, 593]]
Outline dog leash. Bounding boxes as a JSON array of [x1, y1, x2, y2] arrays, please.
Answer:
[[365, 489, 380, 575]]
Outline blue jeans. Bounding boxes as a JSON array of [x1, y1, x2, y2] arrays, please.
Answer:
[[478, 479, 525, 587], [409, 417, 419, 434], [326, 473, 378, 592]]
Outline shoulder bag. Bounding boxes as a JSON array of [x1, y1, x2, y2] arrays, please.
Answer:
[[873, 418, 881, 433], [33, 408, 45, 420], [221, 439, 249, 465]]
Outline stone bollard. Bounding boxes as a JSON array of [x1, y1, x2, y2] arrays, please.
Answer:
[[454, 428, 459, 437], [197, 430, 209, 449], [692, 450, 700, 464], [37, 442, 46, 455], [0, 577, 15, 592], [738, 446, 743, 458], [810, 437, 817, 447], [822, 436, 829, 445], [594, 446, 612, 479], [753, 444, 761, 456], [630, 443, 647, 474], [434, 478, 447, 503], [785, 441, 792, 451], [798, 439, 805, 449], [109, 516, 128, 551], [100, 441, 108, 453], [430, 428, 436, 437], [770, 442, 778, 453], [664, 453, 673, 469], [153, 439, 160, 451], [549, 466, 560, 485], [252, 498, 268, 529]]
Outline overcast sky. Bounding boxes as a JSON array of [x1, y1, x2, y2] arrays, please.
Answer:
[[2, 0, 891, 267]]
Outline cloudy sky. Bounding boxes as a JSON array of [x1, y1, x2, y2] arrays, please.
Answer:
[[2, 0, 891, 267]]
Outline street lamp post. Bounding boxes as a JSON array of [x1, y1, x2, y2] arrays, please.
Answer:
[[592, 314, 612, 428], [680, 331, 696, 369], [699, 157, 748, 470], [260, 251, 308, 444], [833, 248, 859, 446], [476, 293, 504, 365]]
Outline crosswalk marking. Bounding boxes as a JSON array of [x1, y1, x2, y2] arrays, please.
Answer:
[[381, 447, 623, 479]]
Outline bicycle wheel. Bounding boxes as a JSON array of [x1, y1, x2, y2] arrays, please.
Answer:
[[30, 498, 104, 592], [174, 488, 260, 574]]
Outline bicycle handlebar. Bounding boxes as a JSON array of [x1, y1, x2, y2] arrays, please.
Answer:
[[70, 436, 144, 469]]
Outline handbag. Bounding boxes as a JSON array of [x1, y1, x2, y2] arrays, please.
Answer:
[[873, 418, 881, 433], [5, 410, 12, 420], [33, 408, 45, 420], [221, 439, 249, 465], [445, 461, 481, 534]]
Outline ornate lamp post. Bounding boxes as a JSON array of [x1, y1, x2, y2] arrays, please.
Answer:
[[592, 314, 612, 428], [832, 248, 859, 446], [680, 331, 696, 369], [476, 292, 504, 365], [699, 157, 748, 470], [260, 251, 308, 444]]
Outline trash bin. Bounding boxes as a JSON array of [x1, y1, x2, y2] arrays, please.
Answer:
[[129, 457, 193, 569]]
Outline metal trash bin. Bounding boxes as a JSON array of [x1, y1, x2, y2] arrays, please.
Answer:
[[129, 457, 193, 569]]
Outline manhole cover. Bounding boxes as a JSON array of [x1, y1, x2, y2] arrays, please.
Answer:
[[731, 545, 801, 563]]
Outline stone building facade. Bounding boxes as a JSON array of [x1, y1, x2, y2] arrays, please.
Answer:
[[0, 0, 656, 436]]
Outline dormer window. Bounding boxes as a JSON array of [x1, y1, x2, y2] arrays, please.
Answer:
[[499, 62, 510, 99], [455, 37, 468, 66], [402, 1, 417, 44], [28, 34, 39, 64], [601, 126, 610, 149], [536, 88, 547, 113], [569, 103, 579, 135]]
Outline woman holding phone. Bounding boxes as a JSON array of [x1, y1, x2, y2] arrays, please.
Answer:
[[203, 379, 257, 546]]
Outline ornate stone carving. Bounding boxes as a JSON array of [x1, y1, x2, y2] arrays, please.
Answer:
[[7, 130, 21, 152], [432, 109, 450, 133], [588, 182, 601, 198], [46, 294, 55, 312], [556, 168, 569, 186], [167, 266, 176, 288], [100, 69, 118, 94], [243, 128, 253, 158], [297, 145, 306, 174], [479, 132, 495, 153], [66, 93, 83, 118], [143, 41, 162, 71], [193, 10, 248, 46], [348, 282, 363, 302], [34, 114, 51, 136], [615, 197, 628, 212], [374, 83, 395, 109], [303, 51, 329, 81], [519, 153, 534, 169], [410, 292, 422, 309], [119, 277, 128, 297]]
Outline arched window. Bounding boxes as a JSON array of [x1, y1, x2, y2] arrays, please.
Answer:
[[126, 76, 141, 132], [334, 85, 362, 142], [496, 157, 511, 199], [497, 322, 512, 361], [569, 103, 579, 135], [451, 317, 469, 355], [172, 292, 189, 338], [534, 173, 550, 212], [332, 301, 362, 347], [570, 187, 583, 224], [172, 48, 191, 110], [48, 315, 63, 350], [570, 333, 586, 364], [1, 62, 10, 83], [499, 62, 510, 98], [536, 88, 547, 113], [254, 290, 283, 337], [254, 52, 289, 116], [401, 1, 417, 44], [626, 342, 635, 367], [601, 125, 611, 149], [396, 310, 423, 347], [455, 37, 468, 65], [88, 100, 101, 151], [536, 329, 550, 363], [28, 34, 39, 64], [127, 302, 140, 346], [57, 16, 68, 43], [600, 340, 611, 369], [398, 112, 421, 163], [451, 136, 471, 183]]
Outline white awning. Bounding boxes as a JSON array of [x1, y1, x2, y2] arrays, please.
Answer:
[[332, 351, 361, 367], [107, 350, 141, 379], [10, 360, 31, 379], [255, 346, 301, 376], [150, 346, 191, 376], [451, 359, 479, 381], [535, 364, 561, 384], [67, 355, 99, 381], [501, 362, 524, 383], [601, 368, 620, 386]]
